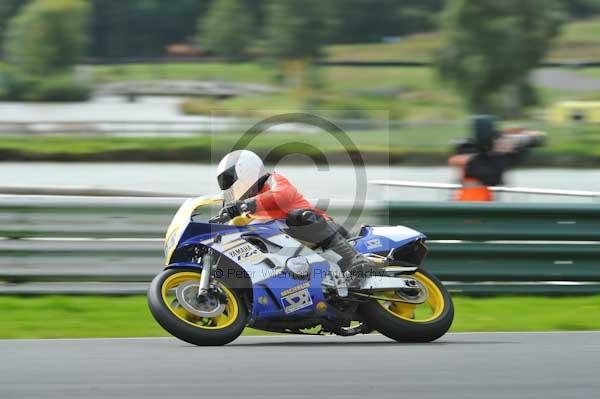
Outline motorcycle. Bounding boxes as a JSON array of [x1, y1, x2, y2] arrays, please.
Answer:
[[148, 196, 454, 345]]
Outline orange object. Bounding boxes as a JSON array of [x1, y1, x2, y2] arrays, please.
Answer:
[[448, 155, 494, 202], [254, 173, 328, 219], [455, 178, 493, 202]]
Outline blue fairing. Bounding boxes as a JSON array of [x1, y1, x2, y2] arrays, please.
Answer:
[[178, 219, 286, 248], [251, 261, 331, 319], [170, 218, 334, 321], [354, 225, 426, 254], [167, 219, 425, 323]]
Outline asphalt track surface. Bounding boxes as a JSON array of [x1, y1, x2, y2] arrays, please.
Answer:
[[1, 332, 599, 399]]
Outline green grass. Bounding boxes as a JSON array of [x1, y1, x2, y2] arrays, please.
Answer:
[[180, 92, 465, 122], [179, 66, 470, 121], [1, 295, 599, 339], [0, 128, 448, 156], [324, 66, 442, 91], [451, 296, 600, 332], [88, 62, 600, 123], [325, 18, 600, 62], [176, 64, 600, 122], [326, 33, 440, 62], [91, 62, 276, 84], [178, 64, 600, 123], [0, 131, 447, 165], [89, 61, 470, 121], [1, 120, 599, 165], [550, 18, 600, 61], [0, 135, 213, 155], [0, 295, 272, 339]]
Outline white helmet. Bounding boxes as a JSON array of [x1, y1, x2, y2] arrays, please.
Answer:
[[216, 150, 267, 204]]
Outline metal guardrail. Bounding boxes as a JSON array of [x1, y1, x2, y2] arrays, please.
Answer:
[[0, 186, 193, 197], [0, 195, 598, 295], [371, 180, 600, 199], [384, 202, 600, 241], [384, 201, 600, 295]]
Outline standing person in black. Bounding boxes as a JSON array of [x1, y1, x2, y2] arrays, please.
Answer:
[[449, 115, 546, 201]]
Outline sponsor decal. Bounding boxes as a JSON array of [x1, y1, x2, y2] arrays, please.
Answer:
[[280, 281, 310, 297], [213, 235, 244, 249], [365, 238, 382, 250], [281, 289, 313, 314], [226, 243, 261, 263], [221, 239, 243, 250]]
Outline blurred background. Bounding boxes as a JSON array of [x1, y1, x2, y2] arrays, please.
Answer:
[[0, 0, 599, 201], [1, 0, 600, 339]]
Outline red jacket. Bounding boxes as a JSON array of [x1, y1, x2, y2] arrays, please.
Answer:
[[253, 173, 326, 219]]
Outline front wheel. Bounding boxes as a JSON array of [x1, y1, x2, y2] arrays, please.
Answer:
[[358, 269, 454, 342], [148, 269, 247, 346]]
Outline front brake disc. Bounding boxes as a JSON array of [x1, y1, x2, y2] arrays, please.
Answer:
[[175, 281, 226, 318]]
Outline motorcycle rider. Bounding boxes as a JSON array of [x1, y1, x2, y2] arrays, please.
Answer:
[[215, 149, 375, 279], [449, 115, 546, 201]]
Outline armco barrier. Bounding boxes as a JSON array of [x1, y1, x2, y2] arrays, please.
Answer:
[[385, 202, 600, 241], [0, 196, 598, 295], [384, 202, 600, 295]]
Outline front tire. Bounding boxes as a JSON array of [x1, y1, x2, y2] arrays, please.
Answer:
[[359, 269, 454, 342], [148, 269, 247, 346]]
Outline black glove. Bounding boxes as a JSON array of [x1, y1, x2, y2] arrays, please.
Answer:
[[208, 213, 228, 224], [221, 199, 257, 219]]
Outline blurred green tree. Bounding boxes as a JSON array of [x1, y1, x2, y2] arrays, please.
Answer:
[[324, 0, 444, 43], [1, 0, 91, 101], [0, 0, 26, 50], [562, 0, 600, 17], [5, 1, 600, 60], [264, 1, 325, 103], [4, 0, 90, 75], [265, 0, 324, 61], [199, 0, 255, 59], [90, 0, 206, 58], [436, 0, 565, 115]]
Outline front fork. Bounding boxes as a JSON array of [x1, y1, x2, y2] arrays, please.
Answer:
[[198, 249, 216, 297]]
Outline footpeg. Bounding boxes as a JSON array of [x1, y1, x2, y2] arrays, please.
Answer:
[[321, 264, 349, 297]]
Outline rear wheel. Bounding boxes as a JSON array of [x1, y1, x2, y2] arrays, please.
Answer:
[[358, 269, 454, 342], [148, 269, 247, 346]]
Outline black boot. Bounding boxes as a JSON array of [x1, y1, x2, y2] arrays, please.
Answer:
[[326, 233, 384, 282]]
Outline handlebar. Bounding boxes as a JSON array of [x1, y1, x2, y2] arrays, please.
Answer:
[[209, 209, 256, 226], [208, 207, 232, 224]]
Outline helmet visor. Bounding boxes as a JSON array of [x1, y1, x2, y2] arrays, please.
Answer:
[[217, 166, 237, 190]]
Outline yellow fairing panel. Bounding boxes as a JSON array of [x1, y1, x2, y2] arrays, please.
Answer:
[[164, 196, 222, 264]]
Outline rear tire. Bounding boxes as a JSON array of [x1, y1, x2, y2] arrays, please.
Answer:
[[148, 269, 247, 346], [358, 269, 454, 342]]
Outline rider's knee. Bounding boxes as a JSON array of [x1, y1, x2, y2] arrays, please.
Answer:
[[285, 208, 337, 247]]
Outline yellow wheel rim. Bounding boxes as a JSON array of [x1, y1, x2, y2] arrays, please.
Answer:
[[161, 271, 239, 330], [377, 272, 445, 323]]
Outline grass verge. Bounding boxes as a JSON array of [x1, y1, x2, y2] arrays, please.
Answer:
[[1, 295, 599, 339], [179, 66, 466, 121], [0, 121, 598, 166], [91, 62, 275, 84], [173, 64, 600, 122], [326, 18, 600, 62]]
